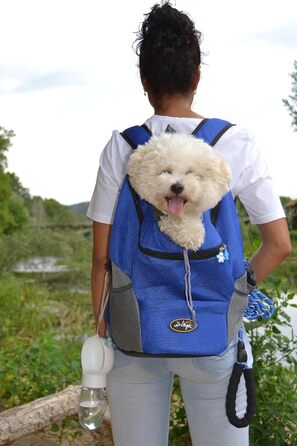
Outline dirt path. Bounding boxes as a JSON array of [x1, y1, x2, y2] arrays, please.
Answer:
[[8, 417, 113, 446]]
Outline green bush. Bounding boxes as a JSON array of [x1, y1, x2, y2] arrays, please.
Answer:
[[169, 377, 190, 445], [0, 272, 94, 410], [247, 289, 297, 446], [0, 332, 81, 407]]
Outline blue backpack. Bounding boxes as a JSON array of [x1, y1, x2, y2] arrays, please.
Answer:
[[108, 118, 250, 357], [107, 118, 259, 427]]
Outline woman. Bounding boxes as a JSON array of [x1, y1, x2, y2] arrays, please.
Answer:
[[86, 3, 291, 445]]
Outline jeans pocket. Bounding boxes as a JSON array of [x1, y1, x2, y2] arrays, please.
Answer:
[[192, 341, 237, 379]]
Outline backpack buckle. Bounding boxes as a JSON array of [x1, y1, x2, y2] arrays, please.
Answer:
[[237, 340, 248, 364]]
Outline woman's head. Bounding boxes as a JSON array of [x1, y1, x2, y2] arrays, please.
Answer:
[[136, 1, 202, 98]]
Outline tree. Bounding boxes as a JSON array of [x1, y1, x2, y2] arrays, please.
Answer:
[[283, 60, 297, 131], [7, 172, 31, 208], [0, 126, 29, 234], [0, 126, 14, 169], [43, 198, 77, 226]]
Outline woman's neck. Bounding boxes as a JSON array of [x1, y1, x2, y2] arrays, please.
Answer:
[[152, 94, 204, 119]]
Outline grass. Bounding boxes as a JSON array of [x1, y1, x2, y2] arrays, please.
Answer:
[[0, 270, 95, 410]]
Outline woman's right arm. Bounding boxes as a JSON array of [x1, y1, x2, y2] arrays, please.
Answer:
[[91, 221, 112, 337], [87, 131, 132, 336], [249, 218, 292, 283]]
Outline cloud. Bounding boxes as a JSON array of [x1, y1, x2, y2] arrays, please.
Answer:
[[249, 21, 297, 48], [13, 70, 86, 93]]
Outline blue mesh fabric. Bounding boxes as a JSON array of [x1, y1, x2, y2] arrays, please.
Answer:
[[138, 297, 228, 355], [213, 193, 245, 280], [140, 205, 222, 252], [109, 183, 241, 355], [109, 177, 144, 277]]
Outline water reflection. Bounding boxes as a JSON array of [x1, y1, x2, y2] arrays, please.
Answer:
[[13, 256, 69, 273]]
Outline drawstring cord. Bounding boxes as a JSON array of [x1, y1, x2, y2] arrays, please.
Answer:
[[183, 248, 197, 328]]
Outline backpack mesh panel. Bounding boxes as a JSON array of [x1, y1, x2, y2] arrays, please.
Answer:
[[109, 285, 142, 353], [227, 272, 249, 344]]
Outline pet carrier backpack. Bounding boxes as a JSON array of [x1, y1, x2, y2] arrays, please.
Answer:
[[107, 118, 258, 427], [108, 118, 251, 356]]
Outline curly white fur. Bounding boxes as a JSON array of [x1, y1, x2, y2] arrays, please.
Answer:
[[127, 133, 231, 251]]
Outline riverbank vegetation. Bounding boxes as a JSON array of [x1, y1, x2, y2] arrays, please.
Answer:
[[0, 126, 296, 445], [0, 126, 93, 418]]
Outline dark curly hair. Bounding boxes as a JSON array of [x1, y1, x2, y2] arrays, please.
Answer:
[[135, 1, 202, 96]]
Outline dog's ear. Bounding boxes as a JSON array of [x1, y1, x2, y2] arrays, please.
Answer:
[[127, 142, 158, 178], [127, 149, 143, 178], [203, 151, 231, 186], [216, 156, 231, 186], [198, 153, 232, 211]]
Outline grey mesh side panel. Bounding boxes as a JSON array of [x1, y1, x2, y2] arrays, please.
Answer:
[[227, 272, 249, 344], [111, 262, 132, 288], [109, 286, 143, 353]]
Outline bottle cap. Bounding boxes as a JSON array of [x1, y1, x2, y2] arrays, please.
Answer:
[[81, 335, 114, 389], [82, 373, 107, 388]]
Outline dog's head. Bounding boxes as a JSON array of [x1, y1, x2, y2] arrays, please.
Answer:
[[127, 133, 231, 216]]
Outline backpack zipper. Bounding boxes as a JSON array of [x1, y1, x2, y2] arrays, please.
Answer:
[[139, 242, 227, 261]]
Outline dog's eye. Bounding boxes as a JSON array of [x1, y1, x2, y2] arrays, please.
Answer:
[[160, 169, 172, 175], [187, 171, 203, 179]]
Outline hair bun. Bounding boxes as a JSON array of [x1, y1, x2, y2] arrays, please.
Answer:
[[142, 2, 196, 46], [135, 1, 202, 96]]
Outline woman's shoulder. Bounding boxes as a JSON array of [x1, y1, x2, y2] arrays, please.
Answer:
[[214, 122, 258, 162], [222, 122, 255, 141], [101, 129, 133, 160]]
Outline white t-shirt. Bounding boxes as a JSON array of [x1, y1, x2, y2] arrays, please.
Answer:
[[86, 115, 285, 225]]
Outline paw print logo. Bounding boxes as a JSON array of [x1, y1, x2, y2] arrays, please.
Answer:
[[216, 246, 229, 263], [216, 251, 225, 263]]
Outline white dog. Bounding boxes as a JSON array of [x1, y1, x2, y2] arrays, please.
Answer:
[[127, 133, 231, 251]]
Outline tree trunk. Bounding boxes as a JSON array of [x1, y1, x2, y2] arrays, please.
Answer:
[[0, 385, 111, 445]]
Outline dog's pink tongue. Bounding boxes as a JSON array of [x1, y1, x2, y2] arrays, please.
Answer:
[[168, 197, 184, 215]]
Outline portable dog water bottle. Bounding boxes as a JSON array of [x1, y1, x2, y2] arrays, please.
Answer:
[[78, 335, 114, 430]]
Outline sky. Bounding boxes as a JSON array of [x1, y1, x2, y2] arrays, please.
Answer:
[[0, 0, 297, 205]]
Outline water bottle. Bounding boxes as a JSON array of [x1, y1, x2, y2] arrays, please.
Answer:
[[79, 334, 114, 430], [79, 387, 106, 430]]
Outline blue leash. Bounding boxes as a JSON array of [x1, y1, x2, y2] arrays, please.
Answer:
[[244, 288, 274, 320], [243, 259, 274, 321]]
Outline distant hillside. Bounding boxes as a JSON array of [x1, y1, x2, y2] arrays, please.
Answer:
[[68, 202, 89, 217]]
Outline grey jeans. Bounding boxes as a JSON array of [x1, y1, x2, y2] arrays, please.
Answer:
[[107, 331, 252, 446]]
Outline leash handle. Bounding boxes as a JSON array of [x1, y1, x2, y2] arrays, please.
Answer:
[[226, 363, 256, 428], [226, 339, 256, 428]]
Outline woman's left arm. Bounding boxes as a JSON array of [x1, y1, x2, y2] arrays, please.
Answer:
[[249, 218, 292, 283]]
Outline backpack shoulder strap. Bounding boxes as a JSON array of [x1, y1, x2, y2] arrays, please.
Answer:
[[121, 124, 152, 150], [192, 118, 235, 147], [192, 118, 236, 225], [120, 125, 152, 223], [122, 119, 234, 149]]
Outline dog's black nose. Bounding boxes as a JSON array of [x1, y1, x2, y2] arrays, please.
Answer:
[[171, 183, 184, 195]]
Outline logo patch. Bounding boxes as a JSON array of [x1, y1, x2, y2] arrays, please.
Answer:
[[169, 318, 196, 332]]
